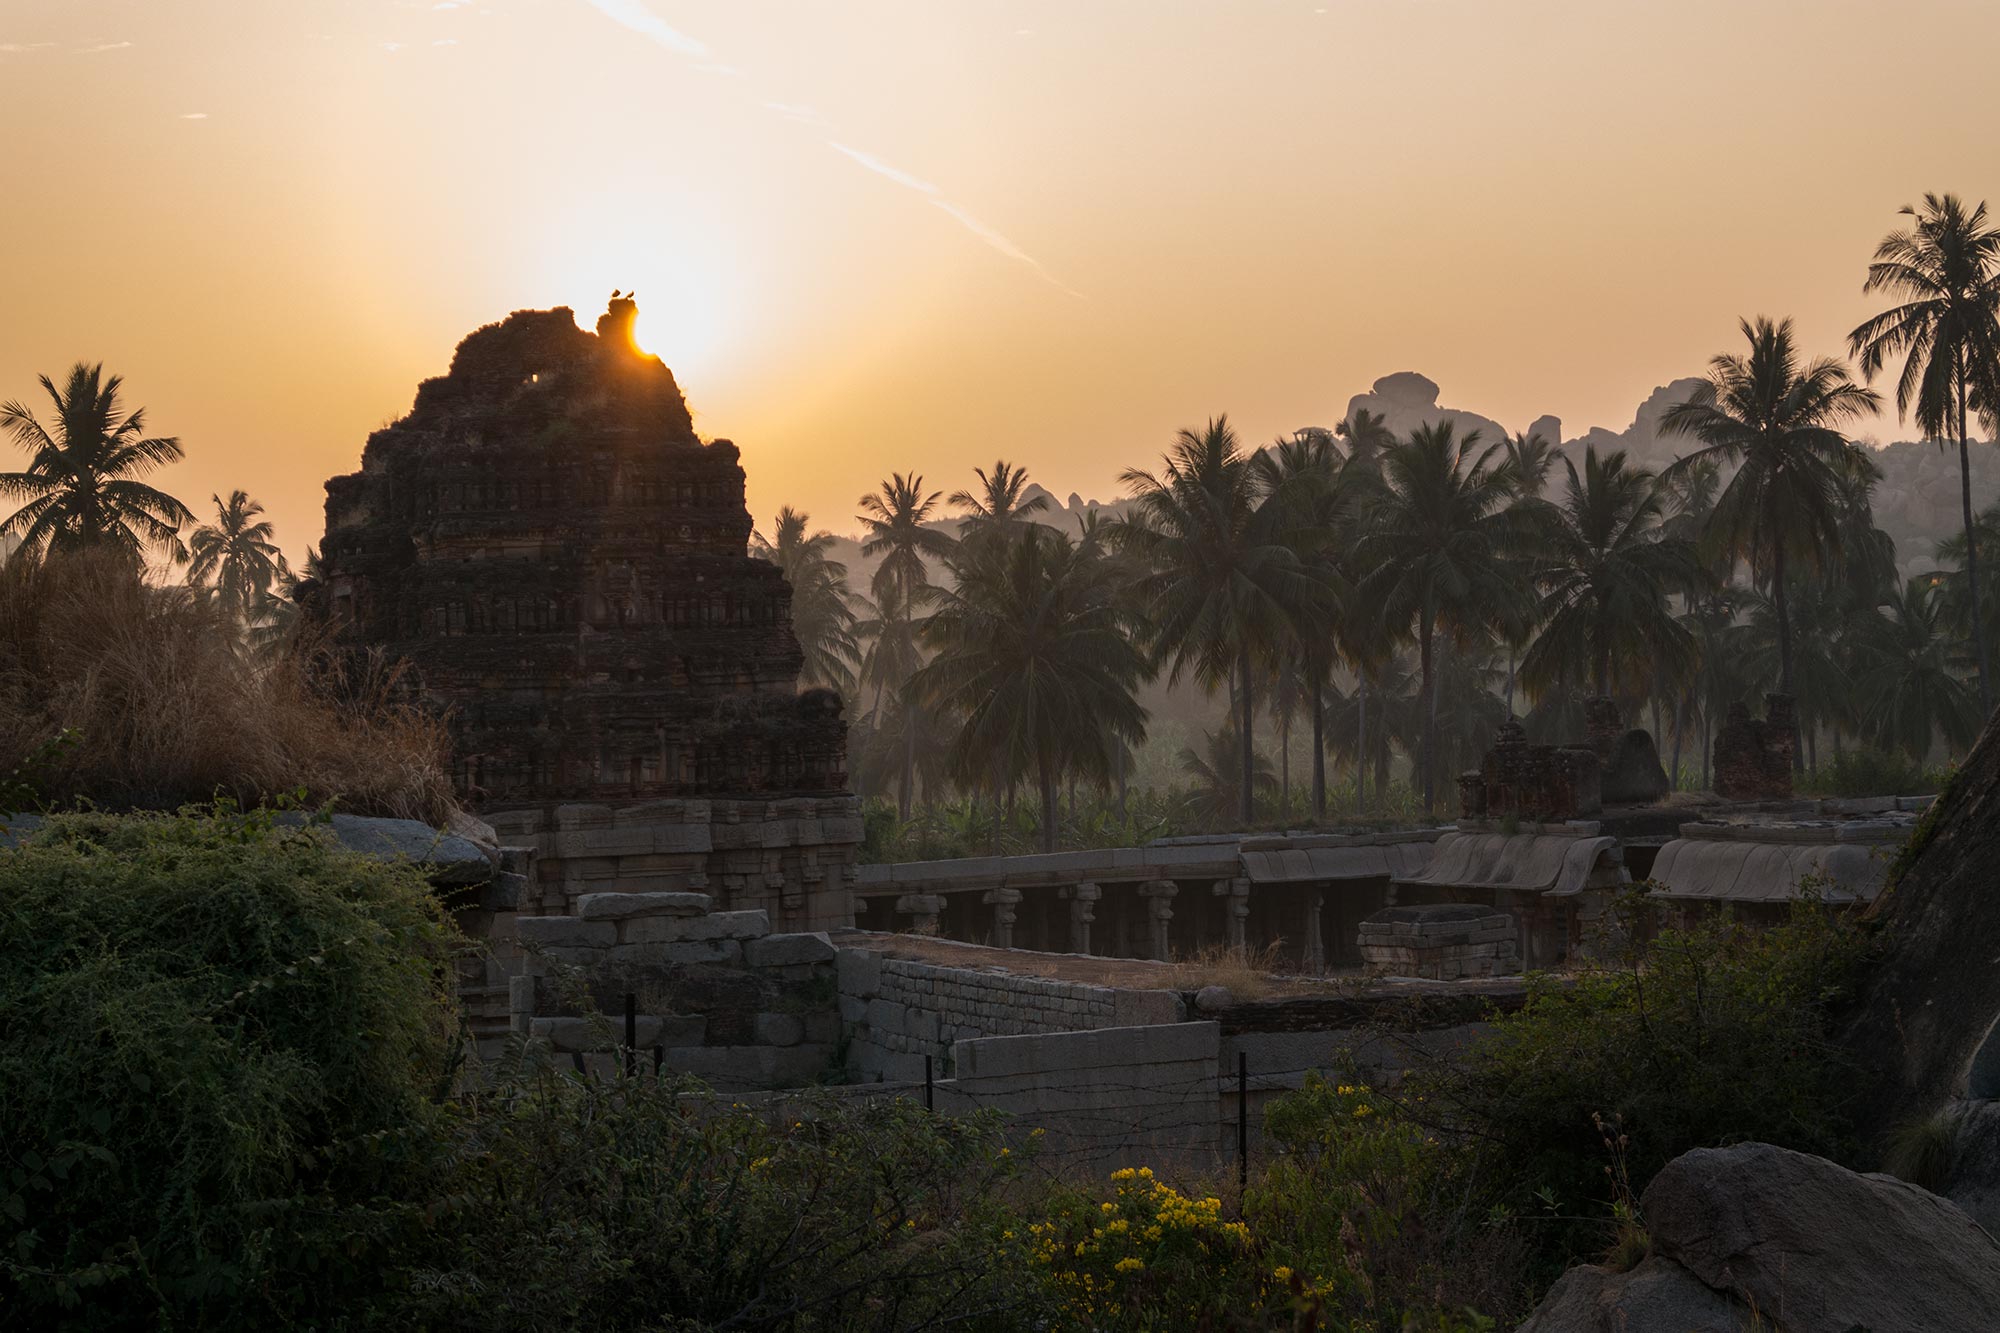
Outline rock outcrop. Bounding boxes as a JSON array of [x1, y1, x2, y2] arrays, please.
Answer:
[[1843, 710, 2000, 1129], [1519, 1142, 2000, 1333]]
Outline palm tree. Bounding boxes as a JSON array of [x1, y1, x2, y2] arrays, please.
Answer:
[[857, 473, 957, 818], [186, 489, 291, 631], [1118, 417, 1328, 826], [0, 363, 195, 563], [1177, 726, 1276, 828], [1660, 317, 1880, 702], [1849, 194, 2000, 713], [1335, 408, 1396, 472], [1500, 430, 1561, 499], [1354, 422, 1536, 813], [1854, 577, 1980, 760], [948, 460, 1052, 541], [1518, 447, 1699, 701], [1257, 429, 1354, 818], [908, 524, 1149, 852], [752, 506, 861, 693]]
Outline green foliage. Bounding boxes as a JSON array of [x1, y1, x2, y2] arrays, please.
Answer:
[[0, 806, 461, 1328], [1411, 903, 1871, 1259], [390, 1074, 1030, 1332], [1798, 745, 1947, 798], [1883, 1110, 1961, 1193]]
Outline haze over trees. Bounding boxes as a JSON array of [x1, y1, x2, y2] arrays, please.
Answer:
[[6, 191, 2000, 850]]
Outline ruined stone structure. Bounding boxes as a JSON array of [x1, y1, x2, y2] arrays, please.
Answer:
[[1712, 694, 1796, 802], [313, 298, 859, 929], [1358, 904, 1521, 980], [1457, 719, 1602, 820]]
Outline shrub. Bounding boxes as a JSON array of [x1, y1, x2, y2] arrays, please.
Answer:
[[386, 1073, 1035, 1332], [1406, 902, 1870, 1264], [0, 807, 461, 1329], [0, 549, 455, 821]]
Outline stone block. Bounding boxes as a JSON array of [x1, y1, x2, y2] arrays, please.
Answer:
[[865, 998, 907, 1036], [838, 994, 870, 1023], [744, 931, 837, 968], [1111, 989, 1184, 1027], [803, 1012, 842, 1044], [516, 917, 617, 950], [576, 891, 713, 921], [605, 938, 744, 967], [622, 909, 770, 945], [754, 1012, 806, 1046]]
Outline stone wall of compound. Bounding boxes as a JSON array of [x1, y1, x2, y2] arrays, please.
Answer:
[[836, 951, 1184, 1083]]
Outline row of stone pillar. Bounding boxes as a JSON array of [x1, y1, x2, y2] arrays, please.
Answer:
[[889, 876, 1273, 962]]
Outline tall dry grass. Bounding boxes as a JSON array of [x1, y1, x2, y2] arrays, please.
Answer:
[[0, 549, 456, 822]]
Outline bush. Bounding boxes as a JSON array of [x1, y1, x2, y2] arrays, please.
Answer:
[[1798, 745, 1947, 798], [385, 1073, 1034, 1332], [0, 549, 455, 821], [0, 807, 461, 1328], [1407, 901, 1870, 1266]]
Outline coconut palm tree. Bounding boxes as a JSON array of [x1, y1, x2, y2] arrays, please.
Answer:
[[1257, 429, 1355, 818], [1660, 317, 1880, 701], [1854, 576, 1980, 760], [857, 473, 957, 817], [752, 506, 861, 693], [908, 524, 1149, 852], [1177, 726, 1277, 828], [948, 460, 1052, 541], [1118, 417, 1328, 826], [1518, 447, 1700, 701], [1500, 430, 1562, 499], [1849, 194, 2000, 713], [0, 363, 195, 563], [1353, 421, 1537, 813], [186, 489, 291, 631], [1335, 408, 1395, 472]]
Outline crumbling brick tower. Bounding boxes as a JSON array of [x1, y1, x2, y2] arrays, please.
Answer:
[[312, 297, 861, 929]]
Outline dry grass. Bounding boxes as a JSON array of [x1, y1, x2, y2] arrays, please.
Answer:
[[1167, 940, 1290, 1000], [0, 550, 456, 822]]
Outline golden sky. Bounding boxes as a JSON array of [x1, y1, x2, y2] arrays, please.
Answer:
[[4, 0, 1998, 564]]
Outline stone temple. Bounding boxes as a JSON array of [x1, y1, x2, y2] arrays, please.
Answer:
[[312, 297, 860, 930]]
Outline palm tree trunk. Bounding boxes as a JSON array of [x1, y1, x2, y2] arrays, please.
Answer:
[[1310, 667, 1326, 820], [1419, 608, 1437, 815], [900, 699, 916, 820], [1772, 543, 1803, 775], [1959, 380, 1993, 717], [1671, 693, 1687, 791], [1238, 645, 1256, 827], [1506, 644, 1516, 717], [1115, 746, 1128, 821], [1280, 708, 1291, 818], [1357, 671, 1369, 813], [1038, 755, 1058, 854]]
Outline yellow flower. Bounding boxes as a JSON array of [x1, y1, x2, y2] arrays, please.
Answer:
[[1110, 1167, 1136, 1182], [1138, 1167, 1154, 1179], [1273, 1266, 1294, 1283], [1104, 1218, 1129, 1234], [1100, 1201, 1117, 1215], [1143, 1226, 1162, 1241], [1114, 1257, 1144, 1274]]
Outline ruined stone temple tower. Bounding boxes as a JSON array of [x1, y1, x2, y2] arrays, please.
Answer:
[[312, 297, 860, 929]]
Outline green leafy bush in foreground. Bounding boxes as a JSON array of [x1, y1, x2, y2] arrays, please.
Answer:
[[0, 806, 460, 1328]]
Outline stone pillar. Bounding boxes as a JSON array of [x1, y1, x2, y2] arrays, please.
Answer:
[[1139, 880, 1178, 962], [895, 892, 943, 936], [1067, 882, 1100, 956], [1215, 877, 1251, 951], [1302, 889, 1326, 973], [983, 888, 1022, 950]]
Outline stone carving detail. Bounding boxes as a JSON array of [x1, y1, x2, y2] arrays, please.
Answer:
[[1713, 694, 1795, 802], [1459, 720, 1602, 820]]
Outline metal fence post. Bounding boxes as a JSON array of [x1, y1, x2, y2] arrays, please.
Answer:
[[924, 1054, 934, 1111], [623, 992, 637, 1075], [1237, 1050, 1249, 1194]]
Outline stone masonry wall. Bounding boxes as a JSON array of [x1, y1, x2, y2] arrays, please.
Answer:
[[509, 890, 844, 1091], [837, 952, 1183, 1082]]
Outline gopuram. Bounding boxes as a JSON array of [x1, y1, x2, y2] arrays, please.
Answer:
[[310, 296, 860, 930]]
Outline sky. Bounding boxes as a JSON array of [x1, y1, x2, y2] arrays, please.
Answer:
[[4, 0, 1998, 565]]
